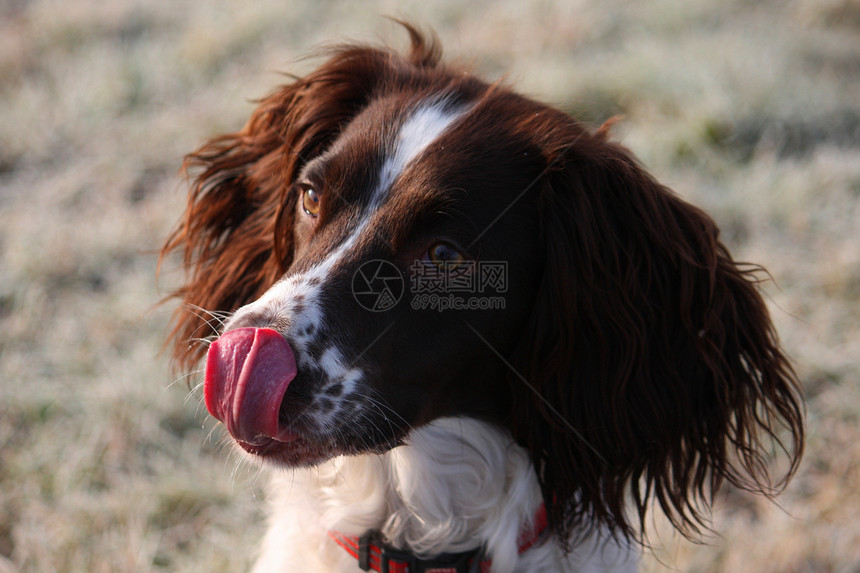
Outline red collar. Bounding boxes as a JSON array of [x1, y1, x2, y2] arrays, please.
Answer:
[[328, 504, 548, 573]]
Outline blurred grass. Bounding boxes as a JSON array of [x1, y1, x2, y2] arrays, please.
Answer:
[[1, 0, 858, 571]]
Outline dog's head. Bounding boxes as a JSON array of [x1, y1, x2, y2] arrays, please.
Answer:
[[163, 25, 803, 545]]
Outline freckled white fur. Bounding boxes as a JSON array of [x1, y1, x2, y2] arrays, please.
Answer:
[[318, 346, 361, 394], [251, 418, 639, 573]]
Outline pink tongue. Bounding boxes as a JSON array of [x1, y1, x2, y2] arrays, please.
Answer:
[[204, 327, 298, 445]]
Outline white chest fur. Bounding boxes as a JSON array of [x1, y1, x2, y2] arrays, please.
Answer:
[[251, 417, 637, 573]]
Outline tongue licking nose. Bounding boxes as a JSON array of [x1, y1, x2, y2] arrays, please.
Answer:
[[204, 327, 298, 446]]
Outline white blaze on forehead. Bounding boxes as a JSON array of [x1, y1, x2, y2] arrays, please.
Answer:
[[371, 98, 470, 209], [298, 96, 472, 269]]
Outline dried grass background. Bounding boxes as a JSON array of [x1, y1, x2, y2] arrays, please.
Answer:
[[1, 0, 858, 571]]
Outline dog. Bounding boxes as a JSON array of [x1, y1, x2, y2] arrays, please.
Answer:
[[162, 25, 804, 572]]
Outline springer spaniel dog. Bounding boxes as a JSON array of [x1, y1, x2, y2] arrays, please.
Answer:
[[163, 25, 804, 573]]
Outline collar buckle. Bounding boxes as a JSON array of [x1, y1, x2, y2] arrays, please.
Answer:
[[358, 530, 482, 573]]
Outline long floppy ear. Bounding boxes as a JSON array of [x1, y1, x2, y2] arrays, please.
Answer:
[[510, 129, 804, 547], [160, 27, 443, 370]]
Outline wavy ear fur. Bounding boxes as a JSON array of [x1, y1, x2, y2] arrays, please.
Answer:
[[511, 131, 804, 546], [161, 26, 443, 370]]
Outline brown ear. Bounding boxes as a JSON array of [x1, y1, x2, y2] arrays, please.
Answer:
[[510, 130, 804, 546], [161, 29, 443, 370], [160, 88, 301, 371]]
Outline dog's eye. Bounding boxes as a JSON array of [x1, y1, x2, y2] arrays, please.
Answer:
[[427, 242, 466, 269], [302, 186, 320, 216]]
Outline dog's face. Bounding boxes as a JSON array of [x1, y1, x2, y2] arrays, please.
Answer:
[[164, 28, 803, 544], [208, 92, 549, 466]]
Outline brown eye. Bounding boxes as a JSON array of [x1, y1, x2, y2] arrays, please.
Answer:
[[302, 187, 320, 216], [427, 242, 466, 269]]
